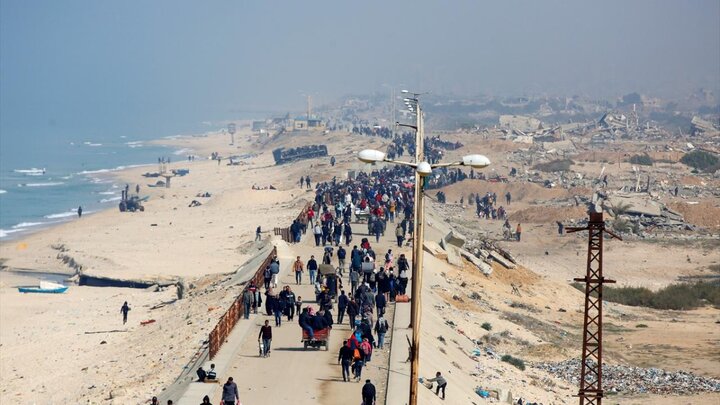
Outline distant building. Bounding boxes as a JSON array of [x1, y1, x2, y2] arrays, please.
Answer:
[[292, 116, 326, 131], [252, 120, 268, 132]]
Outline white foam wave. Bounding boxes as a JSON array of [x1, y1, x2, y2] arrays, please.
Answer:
[[12, 222, 44, 229], [77, 163, 152, 176], [173, 148, 192, 155], [98, 191, 116, 195], [0, 189, 6, 194], [44, 211, 76, 219], [83, 142, 103, 147], [100, 196, 122, 203], [0, 228, 23, 238], [18, 182, 64, 187], [13, 168, 46, 174]]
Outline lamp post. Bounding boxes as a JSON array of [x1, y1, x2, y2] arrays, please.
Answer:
[[358, 98, 490, 405]]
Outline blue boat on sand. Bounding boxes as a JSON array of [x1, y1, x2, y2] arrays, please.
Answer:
[[18, 281, 69, 294]]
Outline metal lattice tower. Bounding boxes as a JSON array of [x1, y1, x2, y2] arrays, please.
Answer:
[[566, 212, 621, 405]]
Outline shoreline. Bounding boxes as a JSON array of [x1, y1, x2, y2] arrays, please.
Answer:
[[0, 128, 231, 243], [0, 128, 232, 243]]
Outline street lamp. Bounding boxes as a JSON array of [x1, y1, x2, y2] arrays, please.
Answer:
[[357, 100, 490, 405]]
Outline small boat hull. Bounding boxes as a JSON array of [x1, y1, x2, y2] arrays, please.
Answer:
[[18, 286, 68, 294]]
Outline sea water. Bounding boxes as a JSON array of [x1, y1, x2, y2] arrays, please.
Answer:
[[0, 135, 188, 239]]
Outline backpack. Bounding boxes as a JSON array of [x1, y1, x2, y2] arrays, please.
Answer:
[[353, 348, 361, 360], [264, 268, 272, 279], [377, 318, 387, 333]]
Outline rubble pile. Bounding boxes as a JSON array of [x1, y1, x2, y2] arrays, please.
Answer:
[[534, 359, 720, 395]]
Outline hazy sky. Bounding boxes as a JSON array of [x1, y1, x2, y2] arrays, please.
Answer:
[[1, 0, 718, 140]]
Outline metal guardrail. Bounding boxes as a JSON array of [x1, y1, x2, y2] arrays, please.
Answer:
[[208, 246, 277, 359], [272, 201, 312, 243]]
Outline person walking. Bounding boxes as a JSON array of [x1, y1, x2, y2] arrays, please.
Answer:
[[346, 297, 359, 328], [120, 301, 130, 324], [272, 294, 284, 327], [337, 290, 348, 324], [337, 245, 347, 275], [362, 379, 376, 404], [375, 291, 386, 317], [395, 223, 404, 247], [293, 256, 304, 285], [221, 377, 240, 405], [557, 221, 564, 235], [516, 223, 522, 242], [338, 340, 354, 382], [374, 315, 389, 349], [307, 255, 318, 285], [426, 371, 448, 399], [285, 286, 297, 321], [269, 258, 280, 288], [200, 395, 212, 405], [506, 191, 512, 205], [349, 269, 360, 295], [263, 265, 272, 290], [77, 206, 83, 218], [313, 223, 322, 246], [255, 225, 262, 241], [258, 320, 272, 357], [242, 289, 253, 319]]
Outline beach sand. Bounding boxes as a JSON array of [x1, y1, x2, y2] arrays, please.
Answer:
[[1, 128, 717, 404]]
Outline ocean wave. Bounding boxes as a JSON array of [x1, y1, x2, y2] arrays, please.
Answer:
[[0, 228, 23, 238], [173, 148, 193, 155], [100, 196, 122, 203], [83, 141, 103, 147], [98, 191, 116, 195], [0, 189, 6, 194], [17, 182, 64, 187], [44, 211, 76, 219], [13, 168, 46, 175], [77, 163, 152, 176], [12, 222, 45, 229]]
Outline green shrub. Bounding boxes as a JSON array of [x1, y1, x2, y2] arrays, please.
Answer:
[[501, 354, 526, 371], [532, 159, 574, 172], [570, 281, 720, 310], [635, 324, 648, 328], [629, 154, 654, 166], [680, 150, 719, 172], [481, 322, 492, 331]]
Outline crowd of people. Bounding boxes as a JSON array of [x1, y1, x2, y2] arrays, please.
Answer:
[[165, 129, 496, 404]]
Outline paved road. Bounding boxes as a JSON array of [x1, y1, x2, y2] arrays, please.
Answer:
[[215, 223, 409, 405]]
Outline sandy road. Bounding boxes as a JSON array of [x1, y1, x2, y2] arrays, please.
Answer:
[[220, 223, 408, 405]]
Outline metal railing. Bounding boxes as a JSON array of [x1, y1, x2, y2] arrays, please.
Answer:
[[273, 201, 312, 243], [208, 246, 277, 359]]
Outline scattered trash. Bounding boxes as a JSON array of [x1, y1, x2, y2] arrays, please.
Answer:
[[534, 359, 720, 395]]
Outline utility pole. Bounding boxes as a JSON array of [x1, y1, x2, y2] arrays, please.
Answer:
[[391, 88, 396, 139], [408, 103, 424, 405], [566, 212, 621, 405]]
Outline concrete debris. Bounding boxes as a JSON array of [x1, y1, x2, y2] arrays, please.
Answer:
[[460, 249, 493, 276], [691, 116, 720, 137], [443, 229, 467, 248], [488, 250, 516, 269], [534, 359, 720, 395]]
